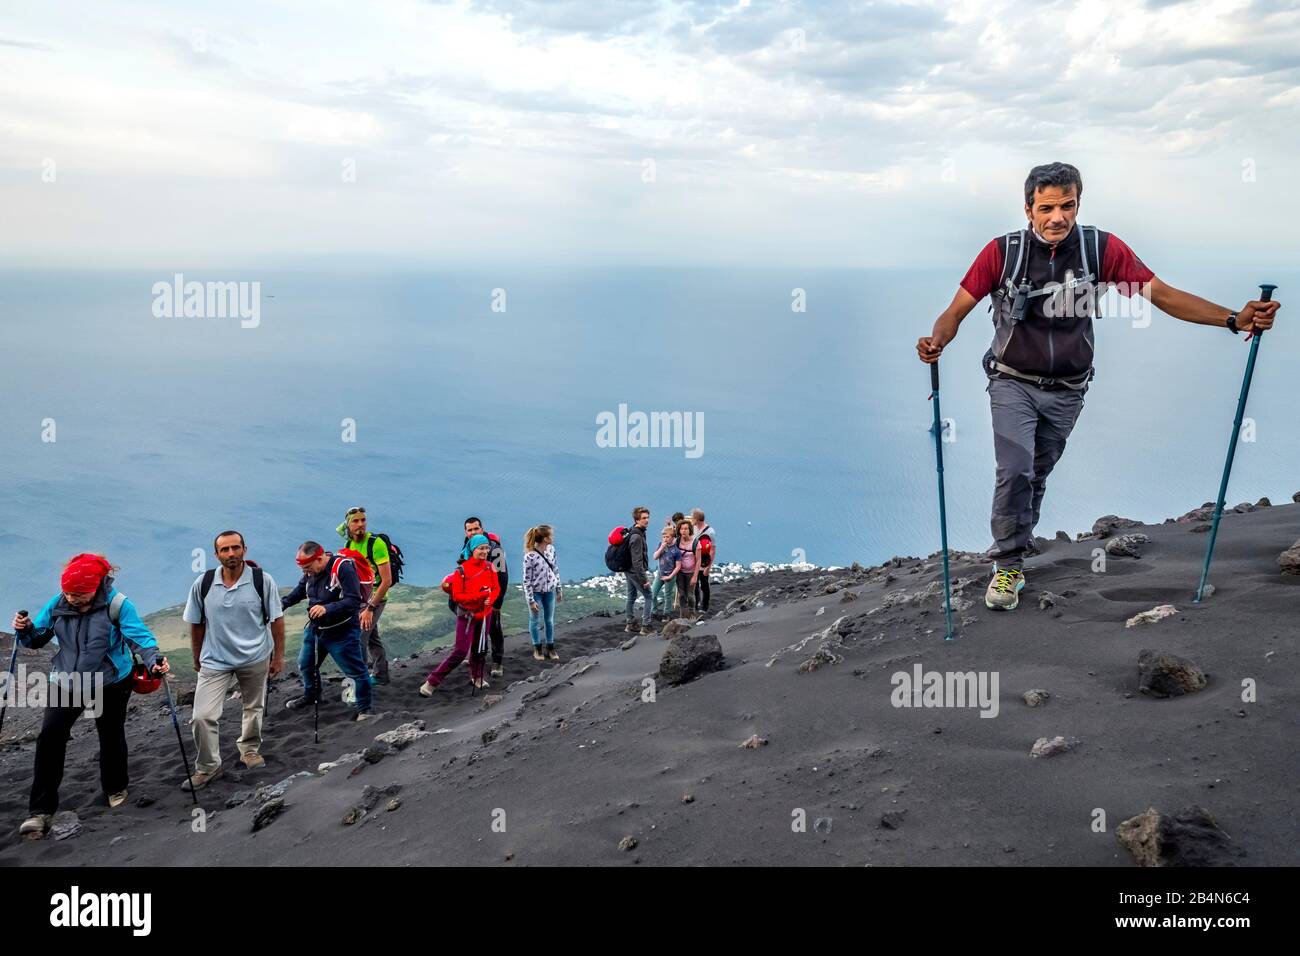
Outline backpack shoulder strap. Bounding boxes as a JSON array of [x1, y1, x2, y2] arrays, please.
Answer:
[[996, 230, 1026, 297], [366, 535, 375, 564], [250, 566, 269, 626], [108, 591, 127, 624], [197, 568, 217, 624]]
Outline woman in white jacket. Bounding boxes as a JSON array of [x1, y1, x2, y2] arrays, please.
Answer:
[[522, 525, 562, 661]]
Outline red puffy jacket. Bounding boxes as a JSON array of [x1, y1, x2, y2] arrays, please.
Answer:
[[443, 557, 501, 619]]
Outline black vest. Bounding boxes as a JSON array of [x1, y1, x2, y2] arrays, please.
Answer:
[[986, 224, 1110, 380]]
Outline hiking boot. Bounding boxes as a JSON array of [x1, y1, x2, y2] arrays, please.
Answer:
[[182, 769, 222, 792], [371, 674, 391, 686], [239, 753, 265, 771], [19, 814, 50, 838], [473, 677, 490, 690], [639, 623, 654, 635], [354, 710, 378, 722], [984, 567, 1025, 610], [546, 645, 560, 662], [624, 622, 638, 634], [490, 663, 504, 678], [419, 681, 436, 697], [532, 647, 546, 662], [284, 694, 318, 710], [107, 790, 129, 808]]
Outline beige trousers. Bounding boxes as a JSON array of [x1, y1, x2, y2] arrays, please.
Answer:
[[190, 657, 270, 774]]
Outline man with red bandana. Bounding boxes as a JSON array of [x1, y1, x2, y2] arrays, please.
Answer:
[[11, 553, 168, 838], [917, 162, 1281, 611]]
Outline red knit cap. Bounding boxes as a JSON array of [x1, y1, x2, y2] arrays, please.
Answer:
[[61, 553, 113, 594]]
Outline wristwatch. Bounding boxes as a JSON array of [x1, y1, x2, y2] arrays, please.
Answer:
[[1226, 311, 1240, 334]]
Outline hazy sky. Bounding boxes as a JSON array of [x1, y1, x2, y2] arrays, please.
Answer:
[[2, 0, 1298, 269]]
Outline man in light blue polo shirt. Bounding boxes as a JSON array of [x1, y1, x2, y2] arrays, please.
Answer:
[[181, 530, 285, 789]]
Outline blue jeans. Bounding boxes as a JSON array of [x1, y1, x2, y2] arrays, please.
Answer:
[[651, 575, 677, 616], [298, 622, 373, 713], [625, 572, 652, 625], [528, 590, 556, 646]]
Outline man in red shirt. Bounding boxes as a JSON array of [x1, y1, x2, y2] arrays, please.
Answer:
[[916, 162, 1280, 611]]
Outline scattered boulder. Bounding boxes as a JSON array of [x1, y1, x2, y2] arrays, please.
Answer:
[[341, 806, 364, 826], [374, 720, 430, 750], [739, 734, 768, 749], [1055, 530, 1070, 542], [1030, 736, 1074, 758], [814, 817, 833, 834], [225, 790, 254, 809], [481, 695, 503, 709], [1092, 515, 1144, 538], [174, 688, 196, 707], [724, 620, 756, 635], [1105, 533, 1150, 558], [618, 836, 638, 852], [360, 784, 402, 812], [1116, 806, 1243, 867], [1125, 605, 1178, 628], [1279, 540, 1300, 576], [254, 771, 314, 804], [1256, 497, 1271, 507], [1138, 650, 1207, 698], [1175, 503, 1215, 524], [252, 798, 285, 832], [1293, 491, 1300, 503], [386, 798, 401, 812], [660, 618, 694, 638], [318, 752, 364, 774], [1190, 523, 1211, 533], [797, 647, 843, 673], [361, 746, 390, 764], [1231, 502, 1256, 514], [1037, 592, 1059, 611], [619, 636, 637, 650], [880, 810, 906, 830], [658, 633, 724, 685], [1022, 689, 1050, 708], [49, 811, 82, 841]]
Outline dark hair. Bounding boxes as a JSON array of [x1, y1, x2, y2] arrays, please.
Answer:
[[1024, 162, 1082, 207], [214, 530, 245, 551], [632, 506, 649, 521], [671, 512, 685, 524], [299, 540, 324, 557], [464, 516, 481, 529]]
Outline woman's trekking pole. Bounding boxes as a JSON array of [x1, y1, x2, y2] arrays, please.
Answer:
[[0, 614, 23, 739], [1194, 283, 1276, 603], [929, 362, 957, 641], [312, 628, 321, 744], [160, 674, 199, 806]]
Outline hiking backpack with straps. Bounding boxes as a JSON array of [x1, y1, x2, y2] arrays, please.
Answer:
[[605, 526, 633, 573], [197, 561, 270, 626], [367, 533, 405, 584]]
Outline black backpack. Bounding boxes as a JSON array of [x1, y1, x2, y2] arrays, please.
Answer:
[[604, 527, 634, 573], [367, 533, 405, 584], [197, 561, 270, 626]]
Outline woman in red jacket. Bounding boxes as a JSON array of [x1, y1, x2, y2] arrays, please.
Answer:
[[421, 535, 501, 694]]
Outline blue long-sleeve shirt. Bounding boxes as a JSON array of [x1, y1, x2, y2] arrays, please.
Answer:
[[18, 579, 159, 684]]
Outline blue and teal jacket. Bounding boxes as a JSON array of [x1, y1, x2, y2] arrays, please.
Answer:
[[16, 576, 160, 684]]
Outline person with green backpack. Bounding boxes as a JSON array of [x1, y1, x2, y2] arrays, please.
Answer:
[[334, 507, 403, 685]]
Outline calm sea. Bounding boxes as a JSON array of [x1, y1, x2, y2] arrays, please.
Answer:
[[2, 266, 1296, 613]]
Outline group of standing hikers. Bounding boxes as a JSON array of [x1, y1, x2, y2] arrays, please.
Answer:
[[5, 161, 1284, 841], [608, 508, 718, 633]]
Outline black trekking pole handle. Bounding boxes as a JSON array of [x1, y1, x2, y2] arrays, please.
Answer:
[[930, 361, 939, 393]]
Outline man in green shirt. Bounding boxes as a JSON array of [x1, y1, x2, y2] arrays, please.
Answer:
[[340, 507, 393, 684]]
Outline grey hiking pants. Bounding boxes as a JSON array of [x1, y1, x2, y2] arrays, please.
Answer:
[[987, 376, 1087, 571]]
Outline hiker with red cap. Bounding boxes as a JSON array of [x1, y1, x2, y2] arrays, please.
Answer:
[[280, 541, 375, 721], [421, 534, 501, 694], [11, 553, 168, 839]]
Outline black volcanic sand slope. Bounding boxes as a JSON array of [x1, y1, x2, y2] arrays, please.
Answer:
[[1, 504, 1297, 866]]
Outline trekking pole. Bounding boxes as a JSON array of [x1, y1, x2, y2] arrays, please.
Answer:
[[312, 627, 321, 744], [928, 362, 957, 641], [160, 671, 199, 806], [0, 612, 24, 739], [1194, 283, 1277, 603]]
